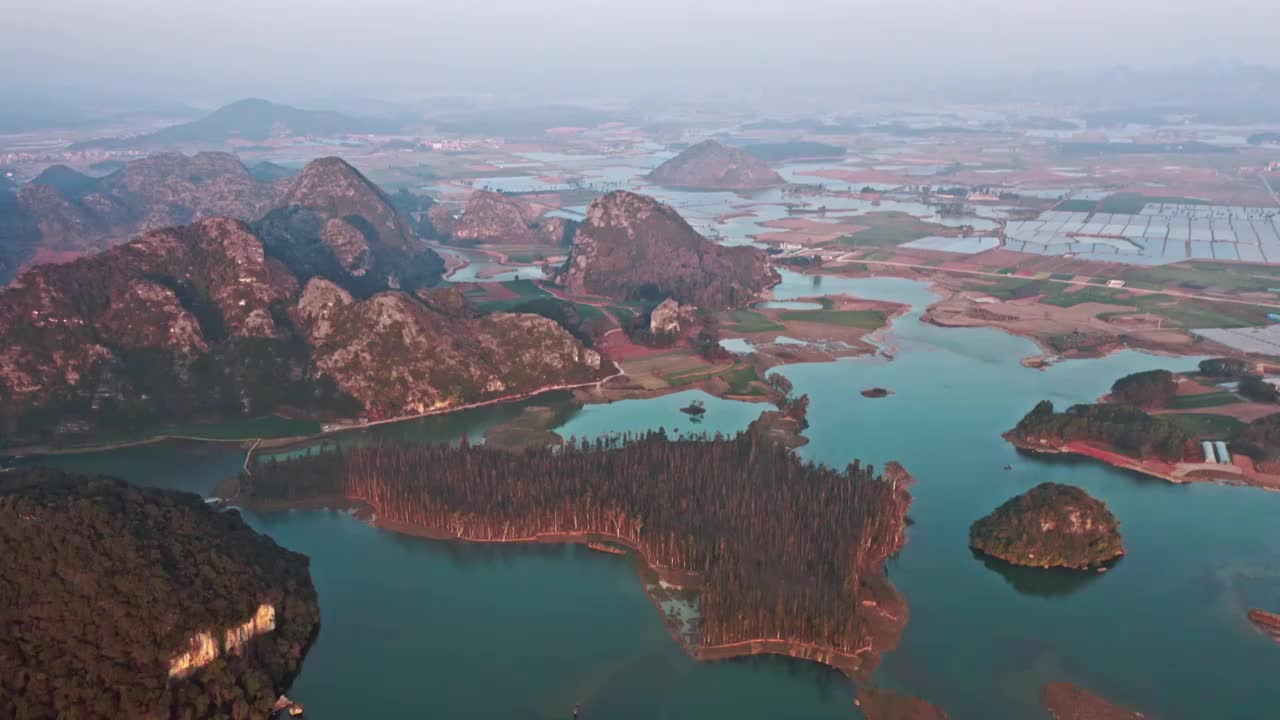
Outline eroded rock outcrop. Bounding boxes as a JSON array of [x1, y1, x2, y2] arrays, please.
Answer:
[[554, 190, 778, 309], [649, 297, 691, 335], [254, 156, 444, 293], [970, 483, 1125, 569], [0, 152, 284, 279], [434, 189, 574, 246], [0, 217, 300, 428], [295, 277, 601, 418], [169, 603, 277, 678], [0, 153, 446, 290], [647, 139, 785, 190]]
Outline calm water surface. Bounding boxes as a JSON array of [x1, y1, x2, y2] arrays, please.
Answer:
[[25, 273, 1280, 719]]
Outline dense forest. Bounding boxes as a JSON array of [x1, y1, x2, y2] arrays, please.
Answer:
[[1237, 413, 1280, 450], [1110, 369, 1177, 408], [1198, 358, 1250, 377], [0, 469, 319, 720], [239, 432, 913, 666], [1009, 400, 1195, 462]]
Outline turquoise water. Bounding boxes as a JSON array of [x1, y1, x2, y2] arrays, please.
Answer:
[[20, 275, 1280, 719]]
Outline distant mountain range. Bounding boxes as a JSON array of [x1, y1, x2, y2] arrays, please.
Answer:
[[431, 104, 623, 136], [70, 98, 405, 150]]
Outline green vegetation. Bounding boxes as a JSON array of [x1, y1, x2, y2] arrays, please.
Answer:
[[1167, 391, 1241, 410], [606, 305, 637, 322], [503, 279, 549, 298], [969, 482, 1124, 570], [1166, 413, 1244, 438], [131, 415, 321, 442], [1122, 261, 1280, 295], [1049, 273, 1077, 281], [1111, 369, 1177, 408], [1054, 199, 1097, 212], [1238, 413, 1280, 449], [0, 469, 320, 720], [778, 309, 887, 329], [719, 364, 765, 395], [968, 276, 1270, 328], [1199, 358, 1251, 377], [725, 310, 785, 333], [474, 280, 555, 312], [1238, 375, 1280, 403], [506, 252, 552, 263], [1096, 193, 1211, 214], [1040, 287, 1134, 307], [1010, 400, 1195, 463], [837, 212, 947, 247]]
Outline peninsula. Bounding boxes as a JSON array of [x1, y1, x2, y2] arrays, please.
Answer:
[[1006, 363, 1280, 490], [224, 431, 915, 679]]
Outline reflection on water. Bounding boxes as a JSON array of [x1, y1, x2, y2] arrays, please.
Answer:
[[973, 550, 1113, 598]]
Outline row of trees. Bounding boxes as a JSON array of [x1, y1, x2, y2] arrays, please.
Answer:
[[244, 432, 913, 656], [1111, 369, 1177, 408]]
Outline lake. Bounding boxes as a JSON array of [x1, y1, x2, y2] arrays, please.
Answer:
[[22, 275, 1280, 719]]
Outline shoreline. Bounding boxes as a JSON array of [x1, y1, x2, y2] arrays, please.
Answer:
[[806, 261, 1246, 367], [6, 368, 625, 461], [1004, 434, 1280, 491], [223, 497, 904, 682], [363, 517, 899, 681]]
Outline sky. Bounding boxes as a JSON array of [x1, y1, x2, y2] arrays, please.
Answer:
[[3, 0, 1279, 106]]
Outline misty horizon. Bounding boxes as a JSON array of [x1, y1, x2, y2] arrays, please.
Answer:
[[4, 0, 1280, 109]]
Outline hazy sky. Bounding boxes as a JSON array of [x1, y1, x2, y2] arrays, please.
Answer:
[[4, 0, 1278, 105]]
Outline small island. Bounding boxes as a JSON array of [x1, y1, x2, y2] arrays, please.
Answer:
[[1248, 609, 1280, 643], [861, 387, 893, 398], [0, 468, 320, 719], [969, 482, 1124, 570], [856, 688, 950, 720], [227, 431, 914, 679], [680, 399, 708, 416], [1041, 682, 1148, 720]]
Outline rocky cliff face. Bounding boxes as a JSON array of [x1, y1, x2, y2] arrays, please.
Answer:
[[254, 156, 444, 293], [434, 189, 574, 246], [295, 278, 601, 418], [0, 152, 283, 280], [969, 483, 1125, 569], [1, 214, 597, 438], [169, 603, 277, 678], [554, 190, 778, 308], [647, 139, 785, 191]]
